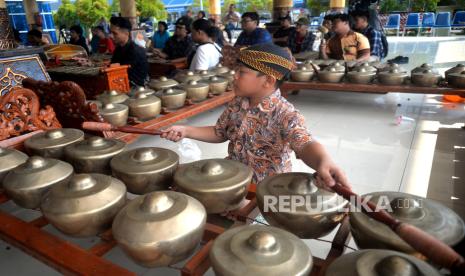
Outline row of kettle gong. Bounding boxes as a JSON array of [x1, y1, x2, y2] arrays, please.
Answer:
[[292, 61, 465, 88], [1, 128, 463, 274], [92, 73, 231, 127]]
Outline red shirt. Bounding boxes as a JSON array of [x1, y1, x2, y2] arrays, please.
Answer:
[[295, 33, 305, 53], [98, 37, 115, 54]]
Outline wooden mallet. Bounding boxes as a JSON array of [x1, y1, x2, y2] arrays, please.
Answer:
[[330, 181, 465, 273], [82, 122, 163, 135]]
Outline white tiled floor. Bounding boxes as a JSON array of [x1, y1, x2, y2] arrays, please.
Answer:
[[1, 36, 465, 275]]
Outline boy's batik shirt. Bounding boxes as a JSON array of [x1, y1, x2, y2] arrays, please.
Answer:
[[214, 89, 312, 184]]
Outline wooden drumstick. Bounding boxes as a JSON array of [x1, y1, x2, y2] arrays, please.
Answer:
[[329, 180, 465, 272], [82, 122, 162, 135]]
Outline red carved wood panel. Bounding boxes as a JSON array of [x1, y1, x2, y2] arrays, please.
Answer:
[[0, 87, 61, 140], [22, 78, 104, 129]]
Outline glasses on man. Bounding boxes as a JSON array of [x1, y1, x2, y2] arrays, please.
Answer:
[[176, 25, 186, 30]]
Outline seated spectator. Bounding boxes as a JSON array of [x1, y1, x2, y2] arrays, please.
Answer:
[[27, 29, 48, 47], [151, 21, 170, 49], [352, 10, 386, 60], [153, 17, 195, 63], [273, 15, 295, 47], [69, 25, 90, 54], [235, 12, 272, 47], [90, 27, 100, 54], [189, 19, 222, 71], [320, 15, 335, 40], [320, 13, 370, 62], [209, 18, 227, 47], [287, 17, 316, 54], [197, 11, 207, 20], [95, 26, 115, 54]]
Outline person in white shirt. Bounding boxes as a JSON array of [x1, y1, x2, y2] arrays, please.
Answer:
[[189, 19, 222, 71]]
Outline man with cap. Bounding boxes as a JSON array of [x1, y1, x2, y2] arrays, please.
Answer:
[[273, 15, 295, 47], [153, 17, 195, 63], [110, 17, 148, 87], [287, 17, 316, 54], [161, 43, 350, 191]]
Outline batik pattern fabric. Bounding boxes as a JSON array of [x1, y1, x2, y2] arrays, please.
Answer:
[[214, 89, 313, 184]]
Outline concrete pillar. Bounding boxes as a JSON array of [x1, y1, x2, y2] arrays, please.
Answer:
[[272, 0, 293, 22], [119, 0, 137, 28], [0, 0, 15, 49], [208, 0, 221, 21], [329, 0, 346, 13], [23, 0, 40, 29]]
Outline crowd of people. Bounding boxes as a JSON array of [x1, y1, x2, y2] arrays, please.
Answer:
[[20, 4, 388, 88]]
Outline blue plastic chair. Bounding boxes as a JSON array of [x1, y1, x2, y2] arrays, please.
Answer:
[[452, 11, 465, 29], [421, 12, 436, 27], [384, 14, 401, 36], [433, 12, 451, 36], [420, 12, 435, 36], [403, 13, 420, 36]]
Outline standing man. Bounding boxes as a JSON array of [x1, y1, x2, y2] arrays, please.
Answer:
[[349, 0, 381, 31], [352, 10, 385, 60], [223, 4, 241, 43], [235, 12, 272, 47], [273, 15, 295, 47], [110, 17, 148, 87], [320, 13, 370, 62]]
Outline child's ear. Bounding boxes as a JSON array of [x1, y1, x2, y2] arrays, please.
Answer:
[[265, 75, 277, 89]]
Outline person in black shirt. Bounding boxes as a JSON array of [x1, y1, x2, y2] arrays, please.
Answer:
[[69, 25, 90, 55], [153, 17, 195, 63], [110, 17, 148, 87], [273, 15, 295, 47]]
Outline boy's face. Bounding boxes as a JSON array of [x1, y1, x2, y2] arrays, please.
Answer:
[[233, 65, 274, 97], [332, 19, 349, 34]]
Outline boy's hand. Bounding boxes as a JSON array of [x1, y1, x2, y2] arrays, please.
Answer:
[[314, 160, 351, 191], [160, 126, 187, 142]]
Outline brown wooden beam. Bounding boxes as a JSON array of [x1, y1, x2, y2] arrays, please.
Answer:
[[0, 209, 134, 275], [281, 81, 465, 97]]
